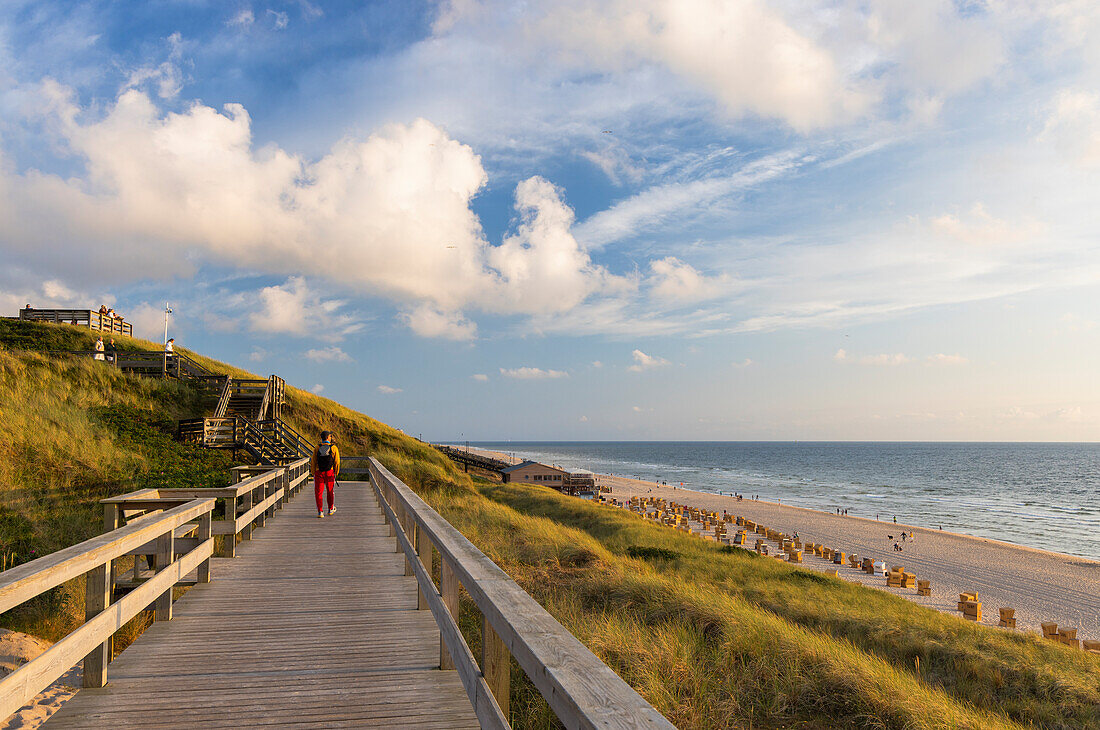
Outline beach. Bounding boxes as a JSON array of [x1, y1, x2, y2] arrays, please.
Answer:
[[460, 445, 1100, 642]]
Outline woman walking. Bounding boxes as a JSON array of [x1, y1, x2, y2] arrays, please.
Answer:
[[311, 431, 341, 518]]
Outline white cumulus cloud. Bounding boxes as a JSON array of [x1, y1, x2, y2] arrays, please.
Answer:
[[377, 385, 403, 394], [648, 256, 730, 303], [0, 87, 629, 340], [627, 349, 669, 372], [399, 305, 477, 341], [471, 373, 489, 381], [245, 278, 362, 340]]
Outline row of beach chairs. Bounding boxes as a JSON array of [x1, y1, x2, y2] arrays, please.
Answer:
[[606, 495, 1099, 655]]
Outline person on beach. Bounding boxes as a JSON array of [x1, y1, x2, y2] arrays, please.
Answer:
[[311, 431, 341, 518], [94, 337, 105, 361], [893, 515, 897, 524]]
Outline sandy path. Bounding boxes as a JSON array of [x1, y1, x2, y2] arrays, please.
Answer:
[[456, 445, 1100, 642]]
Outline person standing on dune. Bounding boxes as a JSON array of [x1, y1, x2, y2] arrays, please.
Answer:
[[311, 431, 341, 518]]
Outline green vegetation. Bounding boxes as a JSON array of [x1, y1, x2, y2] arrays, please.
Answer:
[[2, 318, 1097, 729], [0, 321, 240, 638]]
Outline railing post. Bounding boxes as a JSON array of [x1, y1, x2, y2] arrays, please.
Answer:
[[387, 486, 396, 538], [82, 562, 111, 688], [198, 510, 212, 584], [441, 558, 459, 670], [103, 503, 121, 600], [242, 485, 256, 537], [416, 524, 430, 611], [403, 505, 414, 573], [482, 619, 511, 719], [223, 495, 237, 558], [153, 530, 174, 621]]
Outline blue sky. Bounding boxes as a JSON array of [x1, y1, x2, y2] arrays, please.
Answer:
[[2, 0, 1099, 441]]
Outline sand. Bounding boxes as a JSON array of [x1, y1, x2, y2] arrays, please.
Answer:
[[0, 629, 80, 729], [460, 445, 1100, 643]]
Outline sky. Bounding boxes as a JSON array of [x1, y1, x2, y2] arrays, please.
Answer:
[[1, 0, 1098, 441]]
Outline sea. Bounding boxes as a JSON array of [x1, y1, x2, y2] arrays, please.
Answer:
[[468, 441, 1100, 562]]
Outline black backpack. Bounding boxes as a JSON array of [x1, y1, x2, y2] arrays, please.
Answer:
[[316, 443, 335, 471]]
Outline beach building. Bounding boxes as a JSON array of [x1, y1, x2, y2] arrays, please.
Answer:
[[501, 460, 569, 485]]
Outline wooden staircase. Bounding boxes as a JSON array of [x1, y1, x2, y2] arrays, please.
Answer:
[[181, 375, 311, 466]]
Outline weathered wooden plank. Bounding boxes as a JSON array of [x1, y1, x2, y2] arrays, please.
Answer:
[[45, 482, 478, 730], [369, 477, 508, 730], [0, 499, 214, 614], [368, 461, 676, 730], [0, 537, 212, 721]]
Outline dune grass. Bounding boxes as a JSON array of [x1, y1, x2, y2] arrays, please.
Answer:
[[2, 319, 1097, 729], [0, 322, 240, 640]]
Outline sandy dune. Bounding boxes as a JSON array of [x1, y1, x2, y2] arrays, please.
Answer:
[[0, 629, 79, 729]]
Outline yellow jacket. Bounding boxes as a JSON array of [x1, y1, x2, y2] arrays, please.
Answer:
[[311, 442, 340, 476]]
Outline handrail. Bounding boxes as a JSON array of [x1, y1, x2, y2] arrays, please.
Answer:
[[102, 458, 308, 558], [214, 376, 233, 418], [0, 498, 215, 716], [38, 350, 212, 379], [259, 379, 272, 421], [367, 457, 674, 730]]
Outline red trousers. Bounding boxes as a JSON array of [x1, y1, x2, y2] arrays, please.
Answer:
[[314, 470, 335, 512]]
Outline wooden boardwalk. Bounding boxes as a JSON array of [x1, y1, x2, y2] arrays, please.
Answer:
[[46, 482, 479, 728]]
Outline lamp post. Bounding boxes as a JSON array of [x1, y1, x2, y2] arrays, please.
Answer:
[[162, 303, 172, 377]]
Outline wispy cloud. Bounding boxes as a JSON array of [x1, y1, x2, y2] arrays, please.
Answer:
[[926, 353, 968, 366], [377, 384, 403, 394], [500, 366, 568, 379], [471, 373, 489, 381], [574, 151, 804, 250], [834, 349, 910, 366], [305, 346, 352, 363]]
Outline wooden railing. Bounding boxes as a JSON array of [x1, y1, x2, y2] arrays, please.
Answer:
[[435, 445, 512, 474], [214, 376, 233, 418], [366, 457, 674, 730], [338, 455, 371, 476], [258, 375, 286, 420], [19, 308, 133, 336], [0, 499, 215, 717], [257, 418, 313, 459], [43, 350, 212, 379], [102, 458, 309, 558]]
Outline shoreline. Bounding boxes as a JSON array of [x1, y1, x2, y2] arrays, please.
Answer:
[[642, 479, 1100, 568], [452, 444, 1100, 642]]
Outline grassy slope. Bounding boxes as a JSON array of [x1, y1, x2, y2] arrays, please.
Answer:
[[1, 319, 1097, 729], [0, 320, 241, 638]]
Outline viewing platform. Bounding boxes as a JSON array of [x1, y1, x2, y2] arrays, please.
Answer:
[[18, 308, 133, 337]]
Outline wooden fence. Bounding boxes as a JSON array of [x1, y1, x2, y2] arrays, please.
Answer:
[[19, 308, 133, 336], [0, 499, 215, 719], [367, 457, 674, 730], [103, 458, 310, 558], [0, 458, 309, 721]]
